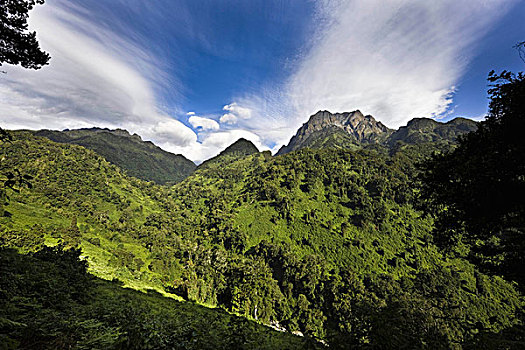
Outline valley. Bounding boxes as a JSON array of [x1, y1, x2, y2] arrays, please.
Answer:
[[2, 107, 523, 348]]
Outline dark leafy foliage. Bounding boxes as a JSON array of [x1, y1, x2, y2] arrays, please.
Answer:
[[420, 71, 525, 286], [0, 247, 312, 349], [1, 128, 33, 217], [0, 0, 50, 69]]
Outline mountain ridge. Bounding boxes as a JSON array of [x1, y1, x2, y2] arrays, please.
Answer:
[[198, 138, 260, 170], [34, 128, 196, 185], [387, 116, 478, 147], [30, 111, 478, 180], [277, 110, 478, 155]]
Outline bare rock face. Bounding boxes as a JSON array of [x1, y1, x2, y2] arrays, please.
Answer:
[[277, 110, 393, 155]]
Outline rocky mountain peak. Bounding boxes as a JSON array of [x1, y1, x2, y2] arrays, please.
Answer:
[[277, 110, 392, 155], [277, 110, 479, 156], [305, 110, 391, 140]]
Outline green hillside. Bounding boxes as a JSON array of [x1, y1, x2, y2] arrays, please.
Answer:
[[1, 130, 522, 348], [0, 246, 311, 349], [34, 128, 196, 184], [198, 138, 260, 170], [387, 117, 478, 147], [0, 131, 311, 348]]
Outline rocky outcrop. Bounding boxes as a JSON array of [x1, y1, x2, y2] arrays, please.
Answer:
[[277, 110, 479, 155], [277, 110, 393, 155]]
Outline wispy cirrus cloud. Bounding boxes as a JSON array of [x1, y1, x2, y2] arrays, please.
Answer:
[[0, 0, 518, 162], [288, 0, 517, 128], [0, 1, 274, 162], [231, 0, 516, 147], [0, 0, 200, 155]]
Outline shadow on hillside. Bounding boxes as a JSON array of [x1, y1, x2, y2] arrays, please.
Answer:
[[0, 246, 318, 350]]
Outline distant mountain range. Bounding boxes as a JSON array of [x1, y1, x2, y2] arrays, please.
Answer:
[[277, 110, 478, 155], [3, 114, 518, 347], [194, 110, 478, 171], [31, 111, 478, 184], [33, 128, 196, 185]]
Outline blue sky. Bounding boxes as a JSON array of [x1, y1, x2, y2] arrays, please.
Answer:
[[447, 3, 525, 121], [1, 0, 523, 162]]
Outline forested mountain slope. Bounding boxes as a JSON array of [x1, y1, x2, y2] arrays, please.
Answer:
[[1, 130, 522, 348], [0, 246, 311, 349], [198, 138, 260, 170], [34, 128, 196, 184], [0, 131, 311, 348], [387, 117, 478, 147]]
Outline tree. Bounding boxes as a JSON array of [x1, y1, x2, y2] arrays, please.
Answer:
[[1, 0, 50, 70], [420, 70, 525, 286], [516, 41, 525, 63], [0, 128, 33, 216]]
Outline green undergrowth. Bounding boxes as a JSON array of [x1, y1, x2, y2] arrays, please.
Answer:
[[0, 247, 312, 349]]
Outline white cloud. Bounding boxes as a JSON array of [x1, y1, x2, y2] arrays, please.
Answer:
[[223, 103, 252, 120], [228, 0, 515, 151], [0, 0, 196, 152], [186, 111, 196, 116], [219, 102, 254, 125], [151, 119, 197, 147], [188, 115, 220, 131], [285, 0, 515, 129], [219, 113, 238, 124]]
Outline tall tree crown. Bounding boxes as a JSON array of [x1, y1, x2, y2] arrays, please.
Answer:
[[0, 0, 50, 70]]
